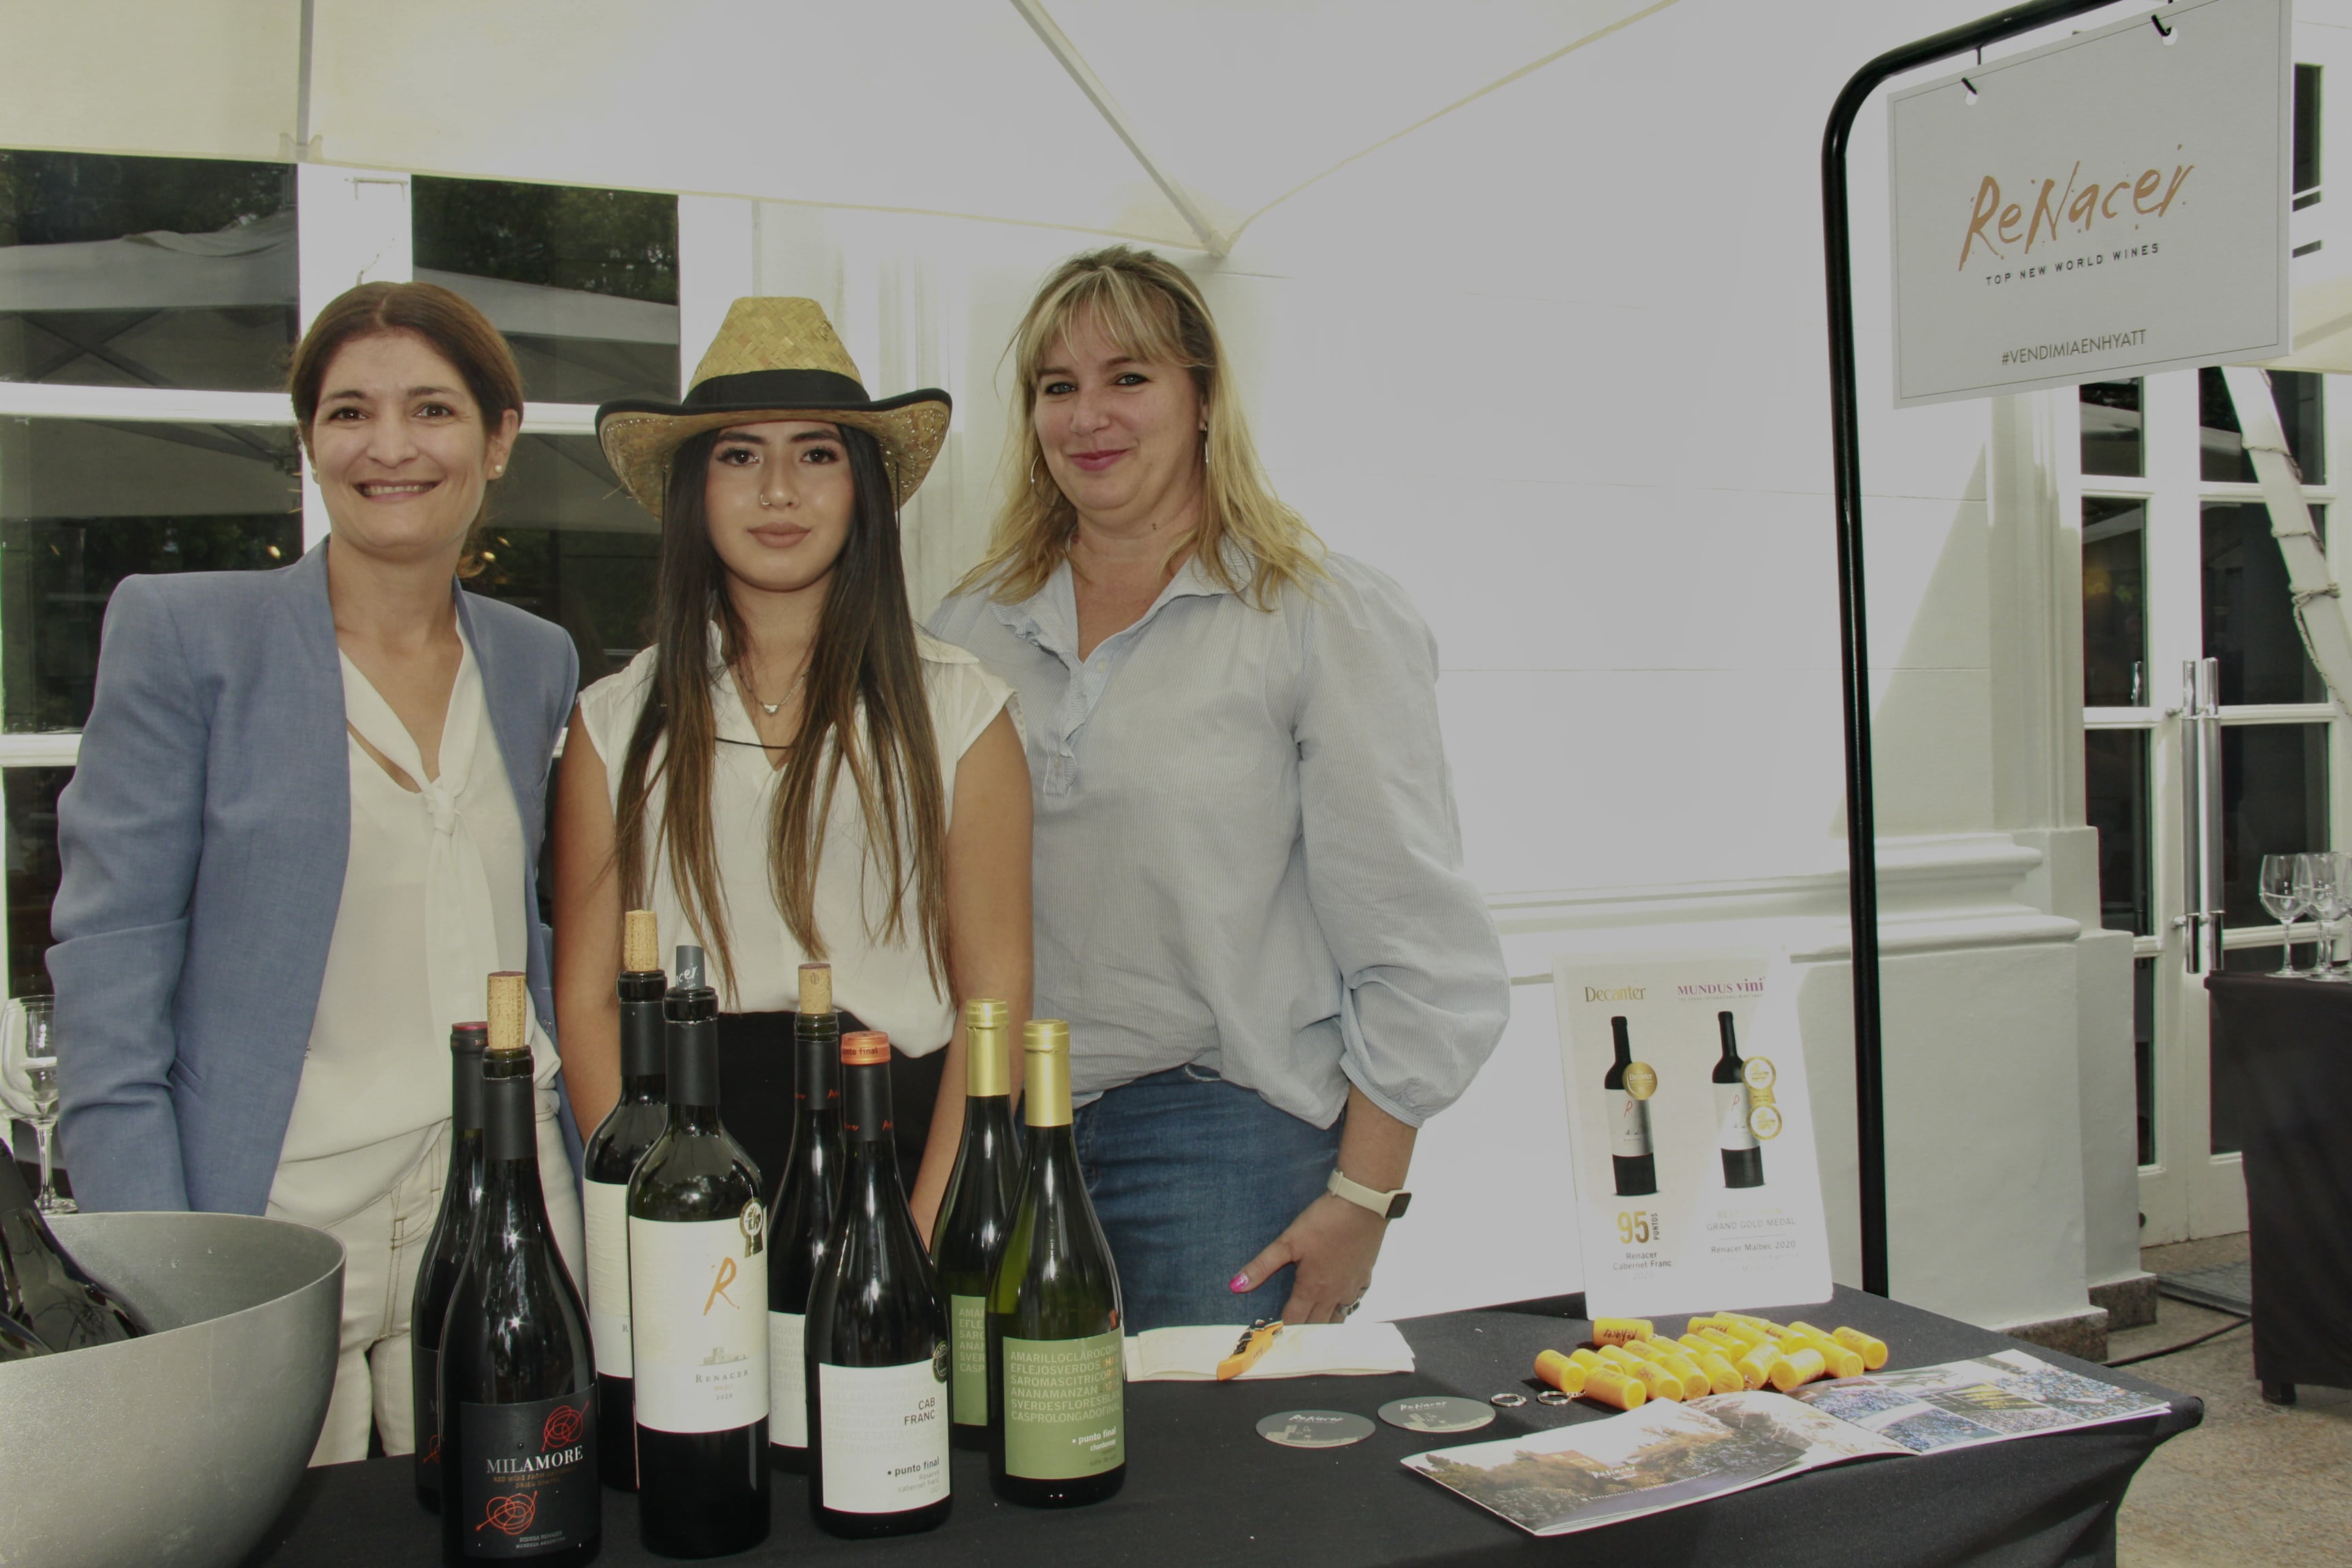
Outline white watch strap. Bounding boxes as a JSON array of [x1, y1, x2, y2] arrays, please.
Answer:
[[1327, 1169, 1410, 1220]]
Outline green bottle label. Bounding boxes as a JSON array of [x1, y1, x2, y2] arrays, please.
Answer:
[[1002, 1330, 1124, 1480], [950, 1294, 988, 1426]]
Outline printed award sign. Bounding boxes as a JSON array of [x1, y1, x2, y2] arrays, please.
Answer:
[[1889, 0, 2289, 406], [1554, 951, 1831, 1318]]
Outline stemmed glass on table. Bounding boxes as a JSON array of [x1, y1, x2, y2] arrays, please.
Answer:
[[2296, 854, 2349, 982], [0, 994, 72, 1213], [2259, 854, 2310, 976]]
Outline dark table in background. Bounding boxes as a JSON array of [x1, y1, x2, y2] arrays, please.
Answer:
[[244, 1286, 2197, 1568], [2206, 972, 2352, 1403]]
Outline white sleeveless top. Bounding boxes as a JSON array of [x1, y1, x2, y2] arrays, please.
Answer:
[[576, 630, 1015, 1052], [267, 629, 558, 1229]]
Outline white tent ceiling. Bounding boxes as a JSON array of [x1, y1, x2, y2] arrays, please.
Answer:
[[0, 0, 1676, 254]]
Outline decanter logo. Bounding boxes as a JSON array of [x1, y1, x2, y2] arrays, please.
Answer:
[[1584, 985, 1646, 1003], [1957, 158, 2193, 269]]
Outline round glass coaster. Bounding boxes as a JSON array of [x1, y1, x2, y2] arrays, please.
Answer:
[[1257, 1409, 1377, 1448], [1377, 1394, 1496, 1434]]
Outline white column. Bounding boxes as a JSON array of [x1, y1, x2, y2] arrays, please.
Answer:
[[294, 164, 414, 549]]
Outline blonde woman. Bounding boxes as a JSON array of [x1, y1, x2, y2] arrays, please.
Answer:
[[928, 248, 1508, 1330]]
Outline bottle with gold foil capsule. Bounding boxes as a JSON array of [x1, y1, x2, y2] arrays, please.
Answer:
[[579, 910, 667, 1490], [929, 999, 1026, 1450], [805, 1031, 951, 1538], [766, 962, 845, 1474], [989, 1020, 1125, 1507], [1603, 1017, 1657, 1196], [437, 973, 599, 1565]]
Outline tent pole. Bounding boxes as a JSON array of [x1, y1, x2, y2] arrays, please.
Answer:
[[1821, 0, 2119, 1298]]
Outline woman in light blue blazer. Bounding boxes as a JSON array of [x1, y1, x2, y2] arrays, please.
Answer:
[[48, 281, 580, 1465]]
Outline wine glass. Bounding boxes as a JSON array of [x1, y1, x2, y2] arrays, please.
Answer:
[[2259, 854, 2308, 976], [2297, 855, 2345, 982], [0, 996, 71, 1212]]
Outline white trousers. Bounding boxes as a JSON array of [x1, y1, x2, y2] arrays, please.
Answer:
[[273, 1102, 585, 1467]]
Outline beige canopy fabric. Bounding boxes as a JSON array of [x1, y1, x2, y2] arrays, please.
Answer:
[[0, 0, 1678, 255]]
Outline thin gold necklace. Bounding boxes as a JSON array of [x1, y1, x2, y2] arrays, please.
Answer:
[[738, 657, 808, 717]]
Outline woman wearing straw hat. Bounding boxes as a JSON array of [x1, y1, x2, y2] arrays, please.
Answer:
[[557, 298, 1030, 1226], [930, 248, 1509, 1333]]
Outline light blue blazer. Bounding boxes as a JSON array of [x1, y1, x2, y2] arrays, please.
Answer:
[[48, 542, 581, 1215]]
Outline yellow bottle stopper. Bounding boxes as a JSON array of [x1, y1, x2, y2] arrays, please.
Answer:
[[1655, 1348, 1712, 1391], [1783, 1325, 1864, 1379], [1592, 1316, 1653, 1348], [1534, 1350, 1588, 1395], [1581, 1363, 1647, 1411], [1769, 1347, 1829, 1391], [1693, 1326, 1749, 1356], [1720, 1324, 1771, 1354], [1732, 1345, 1781, 1390], [1600, 1345, 1684, 1401], [1568, 1347, 1607, 1371], [1720, 1313, 1771, 1330], [1831, 1326, 1891, 1370], [1693, 1351, 1744, 1395]]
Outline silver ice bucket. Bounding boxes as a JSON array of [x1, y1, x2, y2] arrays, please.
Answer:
[[0, 1211, 344, 1568]]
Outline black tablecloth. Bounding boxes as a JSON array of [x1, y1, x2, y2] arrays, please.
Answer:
[[244, 1286, 2196, 1568], [2206, 973, 2352, 1394]]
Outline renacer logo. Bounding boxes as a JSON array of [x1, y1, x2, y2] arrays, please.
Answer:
[[1584, 985, 1646, 1002], [1957, 157, 2194, 269]]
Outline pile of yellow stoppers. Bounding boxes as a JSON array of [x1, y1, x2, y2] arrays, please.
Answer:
[[1533, 1314, 1891, 1413]]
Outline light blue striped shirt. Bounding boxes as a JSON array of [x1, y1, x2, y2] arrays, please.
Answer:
[[928, 545, 1509, 1130]]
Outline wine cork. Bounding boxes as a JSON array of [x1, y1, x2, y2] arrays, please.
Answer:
[[1784, 1324, 1864, 1378], [1732, 1345, 1781, 1390], [1831, 1326, 1890, 1370], [1769, 1348, 1829, 1391], [798, 961, 833, 1015], [1657, 1350, 1713, 1392], [1693, 1350, 1745, 1395], [1692, 1326, 1747, 1356], [486, 970, 529, 1056], [1592, 1316, 1652, 1348], [622, 909, 659, 974], [1534, 1350, 1587, 1395], [1720, 1313, 1771, 1331], [1580, 1363, 1647, 1411], [1601, 1345, 1684, 1401], [841, 1030, 890, 1067], [1568, 1348, 1607, 1371]]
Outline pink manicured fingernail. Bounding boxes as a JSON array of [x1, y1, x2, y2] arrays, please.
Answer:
[[1228, 1271, 1250, 1293]]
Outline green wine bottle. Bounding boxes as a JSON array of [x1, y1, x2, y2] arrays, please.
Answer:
[[410, 1021, 489, 1513], [928, 998, 1024, 1450], [987, 1019, 1124, 1507]]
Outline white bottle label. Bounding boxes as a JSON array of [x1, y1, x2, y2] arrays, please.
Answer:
[[627, 1215, 769, 1433], [768, 1311, 807, 1448], [1715, 1081, 1759, 1152], [815, 1358, 949, 1514], [1609, 1088, 1652, 1158], [582, 1178, 632, 1377]]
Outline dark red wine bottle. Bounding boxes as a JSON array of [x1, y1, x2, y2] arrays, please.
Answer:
[[436, 974, 599, 1565], [582, 909, 668, 1490], [412, 1022, 490, 1512], [1713, 1011, 1765, 1190], [0, 1149, 142, 1352], [765, 960, 843, 1473], [1605, 1016, 1658, 1198]]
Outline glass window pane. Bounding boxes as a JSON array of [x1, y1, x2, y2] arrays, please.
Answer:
[[2203, 502, 2327, 704], [2295, 63, 2322, 202], [412, 178, 678, 405], [2219, 723, 2328, 927], [463, 433, 658, 685], [5, 765, 67, 997], [2200, 365, 2324, 483], [2080, 380, 2143, 477], [0, 150, 296, 392], [2133, 956, 2155, 1167], [0, 417, 301, 731], [2087, 729, 2152, 935], [2082, 497, 2146, 704]]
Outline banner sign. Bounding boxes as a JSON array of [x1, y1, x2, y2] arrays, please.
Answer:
[[1889, 0, 2289, 406], [1554, 951, 1831, 1318]]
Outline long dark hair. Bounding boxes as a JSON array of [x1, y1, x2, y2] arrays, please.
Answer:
[[612, 425, 949, 998]]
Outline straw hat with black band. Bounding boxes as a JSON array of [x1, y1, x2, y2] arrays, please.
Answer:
[[598, 296, 951, 517]]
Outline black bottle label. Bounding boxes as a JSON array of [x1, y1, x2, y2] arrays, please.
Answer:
[[455, 1391, 600, 1558]]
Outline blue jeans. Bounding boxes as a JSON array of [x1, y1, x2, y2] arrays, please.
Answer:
[[1073, 1065, 1341, 1332]]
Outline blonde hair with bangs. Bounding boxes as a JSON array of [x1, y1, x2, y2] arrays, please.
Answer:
[[958, 246, 1322, 608]]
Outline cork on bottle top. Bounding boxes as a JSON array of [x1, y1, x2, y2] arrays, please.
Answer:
[[486, 970, 529, 1056], [840, 1029, 890, 1067], [622, 909, 659, 974], [798, 961, 833, 1016]]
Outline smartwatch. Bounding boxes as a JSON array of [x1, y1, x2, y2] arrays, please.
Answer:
[[1327, 1169, 1411, 1220]]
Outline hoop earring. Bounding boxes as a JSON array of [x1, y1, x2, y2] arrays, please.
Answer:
[[1029, 456, 1047, 492]]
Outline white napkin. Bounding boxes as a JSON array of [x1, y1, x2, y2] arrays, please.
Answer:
[[1122, 1322, 1416, 1382]]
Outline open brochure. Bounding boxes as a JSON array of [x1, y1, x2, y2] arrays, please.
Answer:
[[1403, 1350, 2168, 1537]]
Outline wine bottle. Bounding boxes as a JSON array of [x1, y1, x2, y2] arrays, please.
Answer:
[[411, 1020, 490, 1512], [581, 909, 668, 1491], [0, 1307, 47, 1360], [1712, 1011, 1765, 1190], [1605, 1015, 1658, 1198], [436, 973, 600, 1565], [987, 1019, 1124, 1508], [0, 1146, 143, 1352], [765, 962, 843, 1474], [805, 1030, 951, 1537], [627, 945, 770, 1558], [928, 998, 1024, 1449]]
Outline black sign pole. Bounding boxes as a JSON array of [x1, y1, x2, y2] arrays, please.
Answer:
[[1822, 0, 2127, 1297]]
